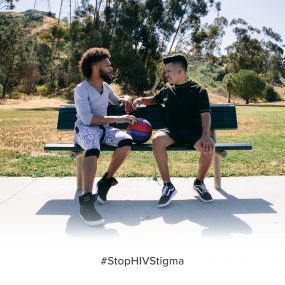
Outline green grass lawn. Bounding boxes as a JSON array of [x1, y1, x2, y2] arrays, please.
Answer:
[[0, 105, 284, 177]]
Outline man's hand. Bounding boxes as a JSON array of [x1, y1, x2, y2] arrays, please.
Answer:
[[116, 115, 137, 124], [194, 135, 215, 153], [121, 96, 135, 114], [132, 98, 143, 110]]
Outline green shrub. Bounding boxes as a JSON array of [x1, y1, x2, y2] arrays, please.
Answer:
[[36, 85, 48, 95], [264, 85, 282, 102], [231, 70, 266, 104], [8, 91, 23, 99]]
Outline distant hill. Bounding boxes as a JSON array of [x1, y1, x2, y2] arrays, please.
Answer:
[[0, 10, 58, 34]]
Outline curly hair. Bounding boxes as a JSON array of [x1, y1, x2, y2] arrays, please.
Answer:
[[79, 48, 111, 78]]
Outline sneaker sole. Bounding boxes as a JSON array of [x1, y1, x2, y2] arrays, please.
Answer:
[[193, 187, 213, 203], [79, 214, 105, 226], [158, 190, 177, 208], [96, 195, 106, 204]]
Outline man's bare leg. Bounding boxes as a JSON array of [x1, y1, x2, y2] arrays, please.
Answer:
[[152, 131, 175, 181], [82, 156, 98, 193], [196, 151, 214, 181], [106, 146, 131, 178]]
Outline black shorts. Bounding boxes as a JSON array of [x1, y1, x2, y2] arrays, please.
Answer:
[[160, 128, 203, 148]]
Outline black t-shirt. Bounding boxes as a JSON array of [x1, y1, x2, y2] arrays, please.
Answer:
[[153, 80, 211, 129]]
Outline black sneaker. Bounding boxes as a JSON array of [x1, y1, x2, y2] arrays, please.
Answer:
[[193, 181, 213, 203], [79, 193, 104, 226], [96, 173, 118, 204], [158, 182, 177, 208]]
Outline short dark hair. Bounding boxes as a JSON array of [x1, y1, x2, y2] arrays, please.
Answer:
[[79, 47, 111, 78], [163, 54, 188, 71]]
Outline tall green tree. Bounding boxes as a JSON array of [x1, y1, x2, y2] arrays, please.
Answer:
[[36, 22, 69, 90], [0, 15, 36, 99], [223, 73, 233, 103], [262, 27, 285, 85], [68, 0, 225, 94], [225, 19, 285, 85], [225, 18, 266, 74], [165, 0, 220, 53], [231, 69, 266, 104]]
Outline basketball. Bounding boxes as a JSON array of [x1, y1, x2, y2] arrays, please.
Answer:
[[127, 118, 152, 144]]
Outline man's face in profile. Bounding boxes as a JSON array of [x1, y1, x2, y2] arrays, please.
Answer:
[[96, 58, 113, 84], [164, 63, 183, 85]]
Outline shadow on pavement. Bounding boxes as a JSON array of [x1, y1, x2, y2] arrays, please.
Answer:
[[36, 188, 276, 238]]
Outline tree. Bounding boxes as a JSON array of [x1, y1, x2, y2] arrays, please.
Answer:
[[262, 27, 285, 85], [225, 19, 266, 74], [69, 0, 226, 94], [231, 70, 266, 104], [225, 19, 285, 85], [0, 15, 36, 99], [176, 16, 228, 58], [0, 0, 18, 10], [223, 73, 233, 103], [165, 0, 221, 53], [36, 22, 69, 91]]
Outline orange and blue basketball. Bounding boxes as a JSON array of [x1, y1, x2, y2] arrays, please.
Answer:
[[127, 118, 152, 144]]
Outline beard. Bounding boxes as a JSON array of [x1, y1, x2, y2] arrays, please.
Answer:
[[100, 69, 112, 84]]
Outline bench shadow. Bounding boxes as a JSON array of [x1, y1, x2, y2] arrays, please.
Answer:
[[36, 188, 276, 239], [16, 107, 60, 111]]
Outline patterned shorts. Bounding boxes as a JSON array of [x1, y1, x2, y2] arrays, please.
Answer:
[[74, 123, 132, 151]]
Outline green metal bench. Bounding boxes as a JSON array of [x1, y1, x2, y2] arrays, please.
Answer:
[[44, 104, 252, 190]]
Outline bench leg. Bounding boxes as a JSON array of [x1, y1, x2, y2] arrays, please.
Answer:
[[211, 130, 222, 190], [214, 154, 221, 190], [76, 155, 84, 191]]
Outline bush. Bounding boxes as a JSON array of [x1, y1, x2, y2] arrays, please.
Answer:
[[36, 85, 48, 95], [264, 85, 282, 102], [8, 91, 24, 99], [231, 70, 266, 104]]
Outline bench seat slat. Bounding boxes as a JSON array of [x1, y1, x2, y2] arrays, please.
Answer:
[[44, 143, 252, 152]]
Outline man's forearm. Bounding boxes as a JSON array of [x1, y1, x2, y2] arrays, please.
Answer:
[[137, 96, 156, 105], [90, 116, 118, 125], [200, 112, 211, 136]]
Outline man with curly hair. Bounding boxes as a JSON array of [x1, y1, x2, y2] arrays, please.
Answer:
[[75, 47, 136, 226]]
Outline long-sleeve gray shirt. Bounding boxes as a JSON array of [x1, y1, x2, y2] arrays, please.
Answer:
[[74, 80, 120, 126]]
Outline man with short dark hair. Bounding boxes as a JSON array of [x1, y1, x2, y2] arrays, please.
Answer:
[[133, 54, 215, 207], [75, 47, 136, 226]]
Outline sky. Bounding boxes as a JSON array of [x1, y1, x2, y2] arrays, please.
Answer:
[[2, 0, 285, 53]]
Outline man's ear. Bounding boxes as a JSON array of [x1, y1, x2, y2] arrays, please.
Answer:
[[92, 64, 99, 71]]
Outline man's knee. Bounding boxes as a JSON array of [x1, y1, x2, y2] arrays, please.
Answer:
[[117, 138, 132, 148], [152, 135, 165, 148], [84, 148, 100, 158], [152, 132, 172, 148]]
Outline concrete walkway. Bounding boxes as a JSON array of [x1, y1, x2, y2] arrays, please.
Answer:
[[1, 176, 285, 285], [0, 176, 285, 239]]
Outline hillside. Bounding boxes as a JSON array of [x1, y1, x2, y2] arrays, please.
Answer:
[[0, 10, 58, 34]]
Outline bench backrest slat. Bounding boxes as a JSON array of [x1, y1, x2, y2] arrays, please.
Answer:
[[57, 104, 238, 130]]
